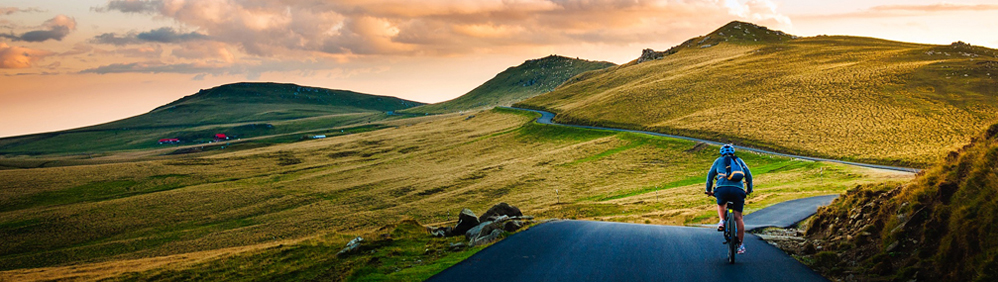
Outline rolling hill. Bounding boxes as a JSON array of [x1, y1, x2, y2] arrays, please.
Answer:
[[516, 21, 998, 167], [0, 82, 423, 157], [403, 55, 615, 114]]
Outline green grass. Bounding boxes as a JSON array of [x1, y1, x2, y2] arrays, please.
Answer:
[[108, 220, 487, 282], [0, 107, 907, 280]]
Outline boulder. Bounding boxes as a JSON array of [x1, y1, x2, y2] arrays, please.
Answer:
[[478, 203, 522, 222], [503, 220, 523, 232], [336, 236, 364, 257], [465, 220, 494, 240], [428, 226, 452, 237], [471, 229, 504, 246], [452, 208, 479, 236]]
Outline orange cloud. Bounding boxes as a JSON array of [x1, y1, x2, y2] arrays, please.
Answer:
[[0, 43, 54, 68], [869, 3, 998, 12], [93, 0, 792, 59]]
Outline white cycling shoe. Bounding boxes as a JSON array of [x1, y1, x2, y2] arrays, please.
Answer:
[[737, 244, 746, 254], [716, 219, 725, 231]]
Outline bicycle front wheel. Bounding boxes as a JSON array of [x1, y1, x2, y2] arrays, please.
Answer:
[[726, 209, 737, 264]]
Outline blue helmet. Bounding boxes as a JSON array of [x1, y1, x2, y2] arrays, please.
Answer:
[[719, 144, 735, 155]]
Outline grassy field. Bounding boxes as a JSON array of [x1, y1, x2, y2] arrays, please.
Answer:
[[0, 108, 910, 281], [516, 21, 998, 167], [402, 55, 615, 114], [0, 82, 423, 156]]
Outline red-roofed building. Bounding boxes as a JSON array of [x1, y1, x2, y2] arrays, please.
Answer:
[[214, 134, 229, 141], [158, 138, 180, 144]]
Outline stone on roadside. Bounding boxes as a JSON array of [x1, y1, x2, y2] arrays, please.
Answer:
[[503, 220, 523, 232], [471, 229, 504, 246], [478, 203, 522, 222], [465, 220, 493, 240], [428, 226, 452, 237], [452, 208, 480, 236]]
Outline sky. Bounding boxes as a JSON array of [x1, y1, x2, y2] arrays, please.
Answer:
[[1, 0, 997, 138]]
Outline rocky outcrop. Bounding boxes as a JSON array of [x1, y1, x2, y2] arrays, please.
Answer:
[[478, 202, 523, 222], [452, 208, 480, 235], [426, 203, 534, 246]]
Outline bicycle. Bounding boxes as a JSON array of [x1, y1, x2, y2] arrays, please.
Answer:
[[721, 200, 739, 264], [707, 192, 740, 264]]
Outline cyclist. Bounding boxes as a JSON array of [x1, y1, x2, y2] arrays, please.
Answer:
[[705, 144, 753, 254]]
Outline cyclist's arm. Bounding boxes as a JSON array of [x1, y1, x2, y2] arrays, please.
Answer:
[[706, 160, 718, 193], [741, 159, 753, 194]]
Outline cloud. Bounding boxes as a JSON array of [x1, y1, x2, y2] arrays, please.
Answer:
[[798, 3, 998, 20], [171, 42, 234, 63], [93, 45, 164, 58], [0, 43, 54, 68], [0, 7, 45, 15], [869, 3, 998, 12], [80, 61, 223, 74], [92, 0, 161, 13], [91, 0, 793, 58], [91, 27, 208, 45], [137, 27, 209, 43], [0, 15, 77, 42]]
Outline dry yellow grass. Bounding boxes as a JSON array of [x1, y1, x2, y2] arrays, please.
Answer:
[[0, 109, 909, 280], [518, 35, 998, 167]]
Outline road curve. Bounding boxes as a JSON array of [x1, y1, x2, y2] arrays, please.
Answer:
[[743, 195, 838, 231], [503, 107, 920, 173], [427, 220, 828, 282]]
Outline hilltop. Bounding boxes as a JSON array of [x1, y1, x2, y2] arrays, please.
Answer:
[[517, 21, 998, 167], [403, 55, 615, 114], [0, 82, 423, 157]]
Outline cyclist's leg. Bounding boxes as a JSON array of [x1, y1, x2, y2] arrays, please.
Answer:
[[729, 188, 747, 244], [734, 211, 745, 243]]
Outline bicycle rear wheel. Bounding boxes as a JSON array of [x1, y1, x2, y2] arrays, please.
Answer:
[[726, 209, 737, 264]]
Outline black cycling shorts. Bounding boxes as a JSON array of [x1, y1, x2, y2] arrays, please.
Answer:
[[714, 186, 746, 213]]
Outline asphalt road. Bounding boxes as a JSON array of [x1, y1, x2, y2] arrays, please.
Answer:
[[504, 107, 919, 173], [427, 220, 829, 282], [743, 195, 838, 231]]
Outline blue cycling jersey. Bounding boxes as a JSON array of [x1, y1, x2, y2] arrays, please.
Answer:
[[706, 155, 753, 194]]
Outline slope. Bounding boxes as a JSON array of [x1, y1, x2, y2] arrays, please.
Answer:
[[800, 122, 998, 281], [0, 82, 423, 156], [0, 108, 907, 281], [516, 21, 998, 167], [403, 55, 615, 114]]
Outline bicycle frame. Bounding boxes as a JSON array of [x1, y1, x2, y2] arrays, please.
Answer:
[[723, 201, 738, 264]]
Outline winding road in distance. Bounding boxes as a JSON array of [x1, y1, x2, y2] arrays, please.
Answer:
[[504, 107, 920, 173]]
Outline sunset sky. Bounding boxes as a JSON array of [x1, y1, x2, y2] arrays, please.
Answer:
[[1, 0, 996, 138]]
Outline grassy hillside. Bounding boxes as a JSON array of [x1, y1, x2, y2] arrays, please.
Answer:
[[0, 82, 423, 156], [403, 55, 615, 114], [0, 108, 908, 281], [801, 123, 998, 281], [516, 21, 998, 167]]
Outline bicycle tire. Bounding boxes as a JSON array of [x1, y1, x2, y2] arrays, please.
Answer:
[[726, 208, 737, 264]]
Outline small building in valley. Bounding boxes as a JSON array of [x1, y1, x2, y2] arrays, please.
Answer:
[[158, 138, 180, 144]]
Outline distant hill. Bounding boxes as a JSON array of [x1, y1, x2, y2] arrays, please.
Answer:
[[516, 21, 998, 167], [0, 82, 423, 156], [403, 55, 615, 114]]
